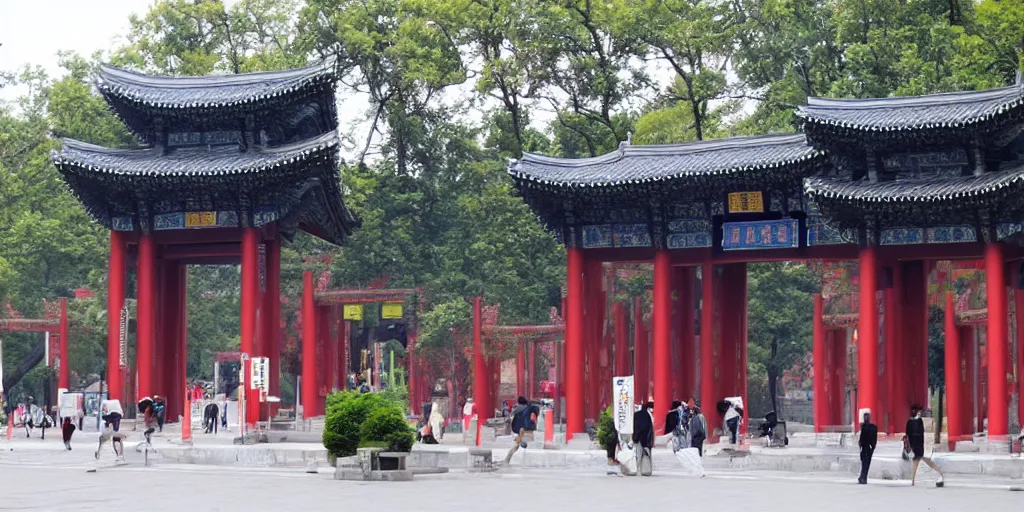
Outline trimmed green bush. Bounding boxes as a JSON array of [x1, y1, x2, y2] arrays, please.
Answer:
[[323, 393, 399, 458], [360, 406, 414, 452], [596, 406, 617, 448]]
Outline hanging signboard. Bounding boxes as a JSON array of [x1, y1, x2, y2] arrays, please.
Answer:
[[381, 302, 403, 319], [612, 376, 634, 435], [250, 357, 270, 394], [119, 306, 129, 368], [184, 211, 217, 227], [343, 304, 364, 321], [727, 191, 764, 213]]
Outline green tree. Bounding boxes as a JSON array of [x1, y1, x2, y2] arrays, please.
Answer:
[[746, 262, 818, 417]]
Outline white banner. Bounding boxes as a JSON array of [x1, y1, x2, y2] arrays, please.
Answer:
[[250, 357, 269, 394], [612, 375, 634, 435], [119, 306, 129, 368]]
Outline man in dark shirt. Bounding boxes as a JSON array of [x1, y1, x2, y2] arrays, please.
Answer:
[[858, 412, 878, 484]]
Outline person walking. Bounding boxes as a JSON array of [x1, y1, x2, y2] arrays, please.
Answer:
[[632, 401, 656, 475], [690, 404, 708, 457], [722, 396, 744, 445], [503, 397, 531, 464], [61, 416, 76, 451], [905, 404, 945, 487], [858, 412, 878, 484]]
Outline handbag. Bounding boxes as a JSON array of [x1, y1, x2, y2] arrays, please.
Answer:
[[901, 436, 911, 461]]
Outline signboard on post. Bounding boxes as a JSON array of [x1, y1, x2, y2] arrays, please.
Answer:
[[381, 302, 403, 319], [250, 357, 270, 401], [343, 304, 364, 321], [612, 376, 634, 435], [119, 306, 129, 368]]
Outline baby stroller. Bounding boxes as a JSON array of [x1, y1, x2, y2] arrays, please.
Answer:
[[757, 411, 788, 448]]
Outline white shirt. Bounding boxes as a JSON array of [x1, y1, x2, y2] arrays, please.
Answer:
[[724, 396, 743, 422]]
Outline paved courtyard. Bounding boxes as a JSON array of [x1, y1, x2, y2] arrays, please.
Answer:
[[1, 456, 1021, 511]]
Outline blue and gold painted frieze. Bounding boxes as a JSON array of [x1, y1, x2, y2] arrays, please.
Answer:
[[150, 211, 241, 230], [582, 223, 652, 248], [926, 226, 976, 243], [723, 219, 799, 251], [880, 227, 925, 245], [667, 232, 712, 249], [998, 223, 1024, 241], [111, 216, 134, 231]]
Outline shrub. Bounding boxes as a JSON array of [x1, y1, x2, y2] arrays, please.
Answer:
[[326, 390, 359, 413], [596, 406, 617, 448], [360, 406, 414, 452], [323, 393, 398, 458]]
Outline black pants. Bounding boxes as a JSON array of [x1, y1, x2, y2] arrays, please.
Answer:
[[726, 417, 739, 443], [691, 435, 705, 457], [859, 448, 874, 482]]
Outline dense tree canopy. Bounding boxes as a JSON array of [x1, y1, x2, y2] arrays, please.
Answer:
[[1, 0, 1022, 409]]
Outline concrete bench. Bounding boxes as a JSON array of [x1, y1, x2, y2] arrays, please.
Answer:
[[378, 452, 409, 470], [469, 448, 495, 471]]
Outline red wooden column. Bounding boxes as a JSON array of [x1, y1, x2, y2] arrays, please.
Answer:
[[944, 291, 963, 450], [583, 260, 604, 419], [1017, 285, 1024, 430], [813, 294, 826, 432], [565, 248, 585, 436], [613, 302, 629, 377], [58, 297, 69, 390], [902, 262, 929, 410], [633, 297, 648, 402], [528, 341, 536, 398], [960, 326, 976, 437], [884, 285, 897, 434], [472, 297, 490, 422], [107, 231, 126, 401], [857, 244, 879, 426], [337, 311, 348, 390], [301, 272, 317, 417], [700, 260, 717, 437], [161, 262, 180, 420], [652, 250, 672, 434], [832, 330, 848, 426], [985, 241, 1009, 440], [675, 267, 695, 398], [516, 340, 525, 398], [323, 306, 336, 393], [241, 228, 260, 426], [264, 237, 281, 404], [890, 263, 907, 432], [137, 233, 156, 400], [177, 264, 188, 421]]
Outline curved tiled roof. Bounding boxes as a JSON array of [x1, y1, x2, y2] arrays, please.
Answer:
[[509, 134, 823, 188], [52, 131, 339, 177], [97, 57, 338, 111], [797, 84, 1024, 132], [803, 167, 1024, 203]]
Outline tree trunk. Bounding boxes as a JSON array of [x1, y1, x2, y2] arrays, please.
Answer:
[[767, 369, 779, 417], [2, 339, 44, 393], [934, 387, 944, 445]]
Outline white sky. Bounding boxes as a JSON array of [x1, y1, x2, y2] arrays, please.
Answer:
[[0, 0, 145, 85]]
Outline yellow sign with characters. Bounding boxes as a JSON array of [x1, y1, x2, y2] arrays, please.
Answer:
[[343, 304, 364, 321], [727, 191, 764, 213], [185, 211, 217, 227], [381, 302, 403, 319]]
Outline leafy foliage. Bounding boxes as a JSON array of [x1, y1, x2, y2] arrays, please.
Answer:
[[322, 391, 401, 457], [359, 406, 414, 452]]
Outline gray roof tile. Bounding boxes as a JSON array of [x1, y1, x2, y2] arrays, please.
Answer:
[[797, 84, 1024, 131], [509, 134, 822, 188], [804, 166, 1024, 203], [97, 57, 337, 111]]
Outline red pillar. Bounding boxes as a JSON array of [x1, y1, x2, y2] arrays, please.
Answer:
[[675, 267, 695, 399], [813, 294, 825, 432], [833, 330, 848, 426], [241, 228, 260, 426], [890, 264, 907, 432], [107, 231, 126, 401], [985, 242, 1009, 439], [613, 302, 629, 377], [301, 272, 317, 417], [884, 286, 897, 434], [161, 262, 180, 420], [959, 326, 975, 436], [264, 237, 281, 407], [944, 291, 962, 450], [652, 250, 672, 433], [857, 245, 879, 425], [903, 262, 929, 409], [516, 340, 525, 398], [58, 297, 69, 390], [337, 313, 348, 390], [136, 233, 156, 400], [472, 297, 491, 422], [324, 306, 336, 393], [633, 297, 648, 402], [177, 264, 187, 421], [584, 260, 603, 420], [1017, 286, 1024, 431], [700, 260, 718, 437], [565, 248, 585, 436], [528, 341, 536, 398]]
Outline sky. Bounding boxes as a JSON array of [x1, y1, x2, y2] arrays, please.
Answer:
[[0, 0, 148, 90]]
